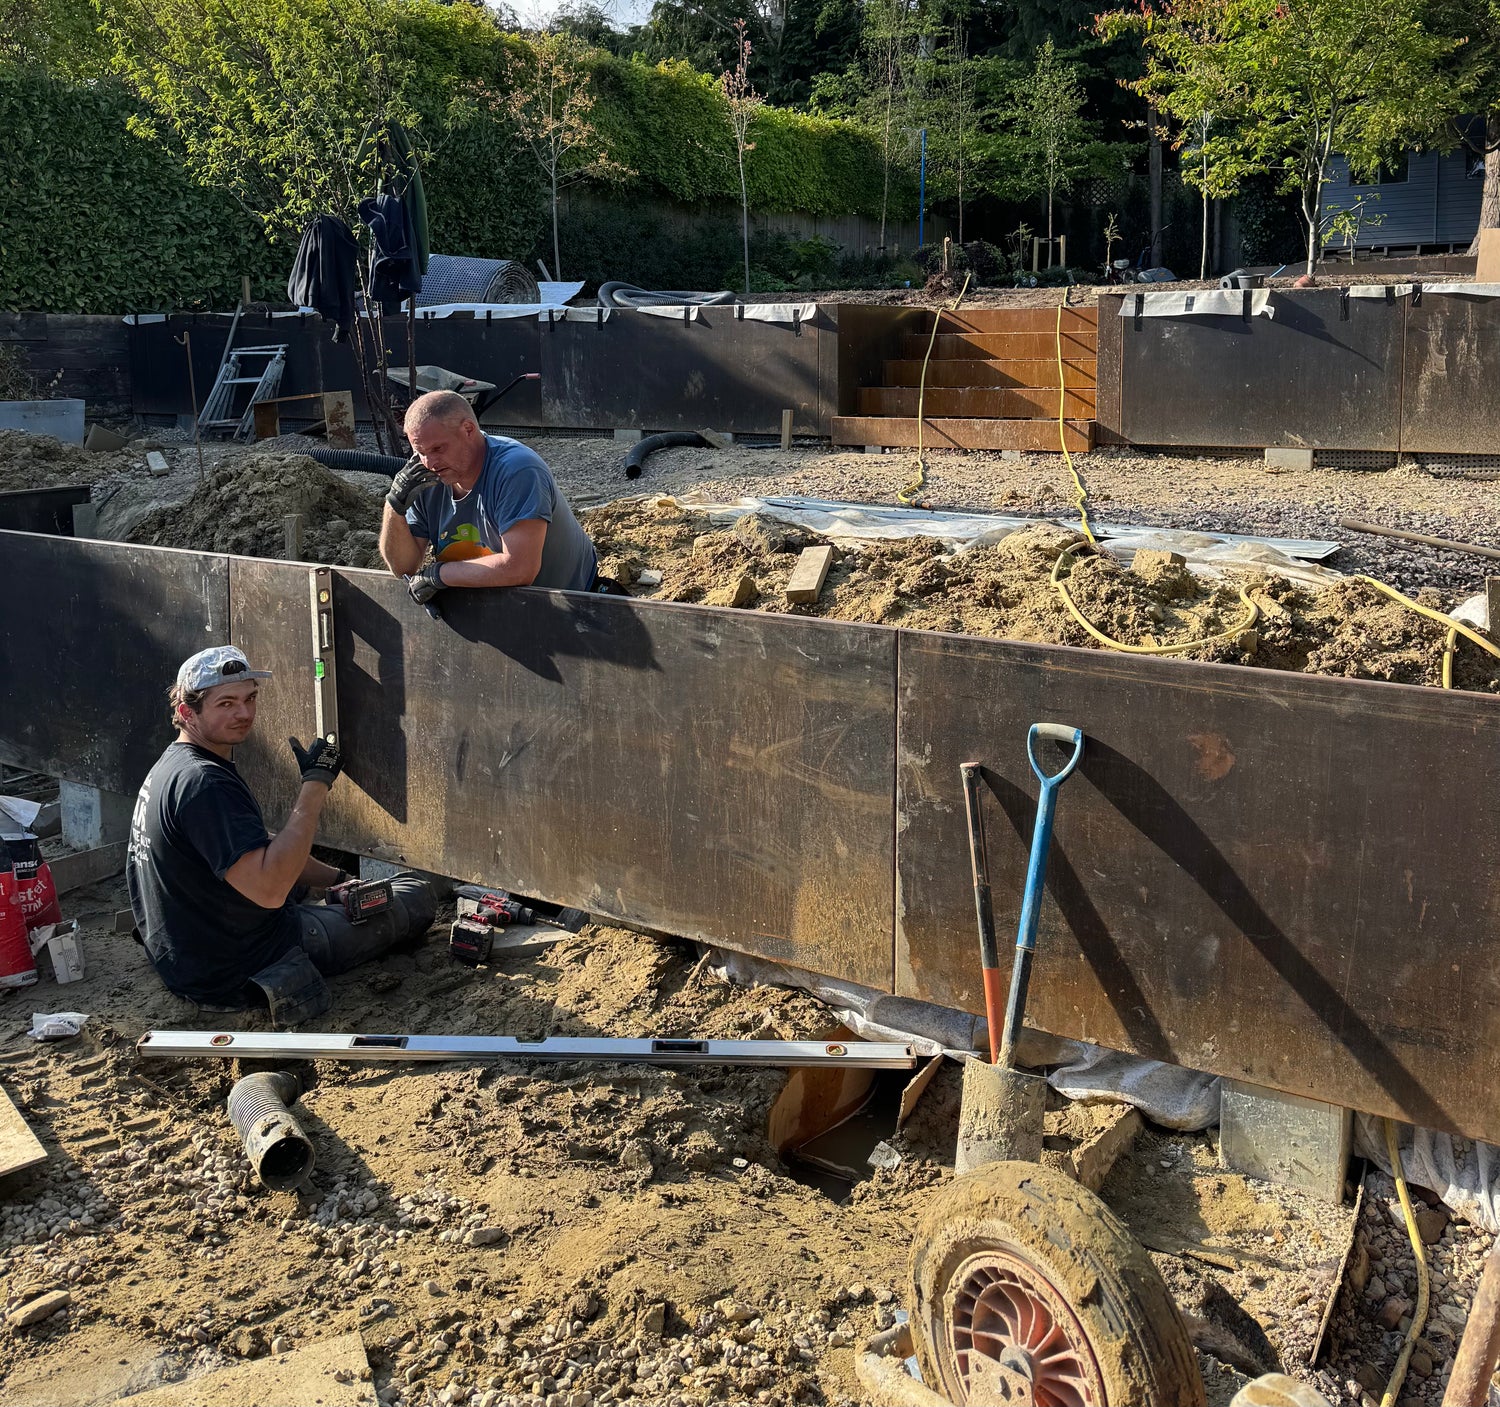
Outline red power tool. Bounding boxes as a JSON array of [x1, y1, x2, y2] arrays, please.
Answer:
[[327, 878, 393, 925], [449, 886, 536, 966]]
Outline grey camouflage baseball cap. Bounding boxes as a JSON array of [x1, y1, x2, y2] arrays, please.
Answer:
[[177, 645, 272, 691]]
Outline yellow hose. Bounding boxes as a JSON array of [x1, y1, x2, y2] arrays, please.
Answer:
[[900, 274, 972, 508], [1353, 576, 1500, 685], [1050, 547, 1261, 655], [1047, 299, 1260, 656], [1380, 1117, 1430, 1407]]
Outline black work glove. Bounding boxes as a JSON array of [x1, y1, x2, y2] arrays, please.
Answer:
[[289, 735, 344, 788], [386, 458, 439, 514], [407, 561, 446, 605]]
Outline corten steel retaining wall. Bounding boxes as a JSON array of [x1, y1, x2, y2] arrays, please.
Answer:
[[0, 313, 132, 417], [1093, 286, 1500, 451], [3, 529, 1499, 1143], [126, 307, 837, 438]]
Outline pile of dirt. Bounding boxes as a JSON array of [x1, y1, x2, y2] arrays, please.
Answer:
[[587, 499, 1500, 694], [127, 453, 385, 568], [0, 430, 141, 493]]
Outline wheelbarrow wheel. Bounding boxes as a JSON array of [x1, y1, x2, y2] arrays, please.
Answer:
[[907, 1160, 1205, 1407]]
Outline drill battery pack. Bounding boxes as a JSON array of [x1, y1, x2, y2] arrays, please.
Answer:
[[328, 878, 393, 925]]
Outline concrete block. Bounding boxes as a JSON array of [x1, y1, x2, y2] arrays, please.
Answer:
[[1219, 1078, 1351, 1203], [58, 781, 136, 850], [358, 855, 453, 900], [1264, 447, 1314, 472], [145, 451, 170, 477], [612, 428, 643, 444]]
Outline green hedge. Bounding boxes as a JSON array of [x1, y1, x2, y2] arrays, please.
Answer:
[[2, 19, 915, 313], [0, 70, 278, 313]]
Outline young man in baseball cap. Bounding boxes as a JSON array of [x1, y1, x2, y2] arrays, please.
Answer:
[[125, 646, 434, 1025]]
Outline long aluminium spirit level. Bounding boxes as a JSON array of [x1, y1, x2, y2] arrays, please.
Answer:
[[136, 1030, 918, 1069]]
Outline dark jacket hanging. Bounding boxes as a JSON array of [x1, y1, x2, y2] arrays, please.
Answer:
[[286, 216, 361, 343]]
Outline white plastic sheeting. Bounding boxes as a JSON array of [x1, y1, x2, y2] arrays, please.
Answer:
[[708, 948, 1222, 1131], [1354, 1116, 1500, 1233], [1119, 289, 1276, 319]]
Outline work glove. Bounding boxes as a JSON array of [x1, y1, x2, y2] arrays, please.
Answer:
[[288, 735, 344, 788], [407, 561, 447, 606], [386, 458, 439, 514]]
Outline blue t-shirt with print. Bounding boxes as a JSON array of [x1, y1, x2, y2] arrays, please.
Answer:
[[406, 435, 597, 591]]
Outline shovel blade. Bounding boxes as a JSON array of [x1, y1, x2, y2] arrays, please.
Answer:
[[955, 1058, 1045, 1173]]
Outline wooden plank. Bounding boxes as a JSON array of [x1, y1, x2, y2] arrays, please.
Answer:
[[785, 545, 835, 604], [0, 534, 231, 794], [857, 386, 1097, 420], [904, 331, 1098, 360], [230, 559, 898, 989], [0, 1081, 46, 1178], [894, 628, 1500, 1143], [883, 359, 1097, 390], [48, 841, 126, 895], [831, 416, 1094, 452]]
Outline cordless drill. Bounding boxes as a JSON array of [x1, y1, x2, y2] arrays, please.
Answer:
[[449, 886, 536, 966], [328, 877, 393, 925]]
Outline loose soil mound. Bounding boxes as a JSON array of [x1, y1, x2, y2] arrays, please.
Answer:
[[587, 499, 1500, 694], [0, 430, 138, 492], [128, 454, 385, 568]]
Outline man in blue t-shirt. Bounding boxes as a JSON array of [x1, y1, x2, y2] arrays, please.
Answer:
[[379, 390, 599, 608]]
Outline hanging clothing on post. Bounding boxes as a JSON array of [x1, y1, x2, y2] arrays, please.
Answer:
[[286, 216, 360, 343], [358, 192, 422, 308]]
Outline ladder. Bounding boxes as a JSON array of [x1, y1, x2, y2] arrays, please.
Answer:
[[200, 344, 288, 440]]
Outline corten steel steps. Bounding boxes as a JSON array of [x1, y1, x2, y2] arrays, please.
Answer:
[[833, 303, 1099, 453]]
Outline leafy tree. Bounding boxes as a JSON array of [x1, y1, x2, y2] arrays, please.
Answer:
[[927, 27, 979, 242], [503, 30, 627, 280], [1424, 0, 1500, 253], [721, 18, 762, 293], [862, 0, 922, 247], [1008, 38, 1089, 251], [1108, 0, 1460, 277], [2, 0, 109, 75]]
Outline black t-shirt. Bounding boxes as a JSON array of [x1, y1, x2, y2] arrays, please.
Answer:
[[126, 741, 299, 1004]]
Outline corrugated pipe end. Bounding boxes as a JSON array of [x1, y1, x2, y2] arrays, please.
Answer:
[[227, 1069, 316, 1191]]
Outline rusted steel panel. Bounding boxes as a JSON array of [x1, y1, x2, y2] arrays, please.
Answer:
[[1094, 293, 1126, 445], [881, 359, 1096, 389], [895, 629, 1500, 1142], [230, 559, 897, 988], [835, 304, 929, 416], [904, 331, 1098, 360], [1119, 290, 1403, 449], [856, 387, 1096, 419], [830, 416, 1093, 452], [0, 533, 229, 792], [937, 307, 1097, 335], [1400, 291, 1500, 452], [538, 308, 826, 436]]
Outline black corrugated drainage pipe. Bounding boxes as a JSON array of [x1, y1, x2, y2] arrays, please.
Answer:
[[307, 449, 408, 478], [625, 432, 710, 480], [227, 1070, 316, 1191]]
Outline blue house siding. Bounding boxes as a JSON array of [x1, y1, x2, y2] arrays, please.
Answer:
[[1322, 147, 1482, 250]]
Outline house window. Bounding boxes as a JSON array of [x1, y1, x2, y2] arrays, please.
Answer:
[[1350, 156, 1409, 186]]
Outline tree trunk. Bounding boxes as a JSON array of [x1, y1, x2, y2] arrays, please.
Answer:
[[1467, 110, 1500, 256], [1303, 180, 1320, 278], [551, 169, 562, 283], [1213, 197, 1223, 275], [1200, 191, 1209, 281], [1148, 102, 1163, 268], [739, 151, 751, 295]]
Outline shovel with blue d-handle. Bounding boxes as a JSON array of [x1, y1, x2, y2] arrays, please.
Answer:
[[954, 723, 1086, 1174]]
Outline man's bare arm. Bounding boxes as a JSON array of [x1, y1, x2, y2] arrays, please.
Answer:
[[380, 504, 428, 577], [224, 783, 330, 908]]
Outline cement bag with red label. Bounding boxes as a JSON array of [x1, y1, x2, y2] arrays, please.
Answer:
[[0, 857, 37, 988], [2, 832, 61, 932]]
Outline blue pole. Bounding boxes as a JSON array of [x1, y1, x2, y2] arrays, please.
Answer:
[[918, 128, 926, 247]]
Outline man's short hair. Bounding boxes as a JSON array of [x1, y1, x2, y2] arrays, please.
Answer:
[[405, 389, 477, 436], [168, 681, 207, 729]]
